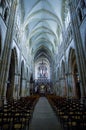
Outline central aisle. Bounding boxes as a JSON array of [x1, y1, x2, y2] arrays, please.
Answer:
[[29, 97, 63, 130]]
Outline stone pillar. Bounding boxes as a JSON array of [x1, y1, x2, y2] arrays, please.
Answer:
[[0, 0, 17, 98], [70, 73, 76, 97], [13, 73, 20, 99], [67, 72, 76, 97], [69, 1, 86, 98], [65, 74, 69, 97], [60, 78, 65, 96], [22, 78, 26, 97], [17, 73, 21, 99], [26, 81, 30, 96], [62, 78, 67, 97]]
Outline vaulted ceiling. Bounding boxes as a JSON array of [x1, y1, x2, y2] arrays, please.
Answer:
[[20, 0, 68, 62]]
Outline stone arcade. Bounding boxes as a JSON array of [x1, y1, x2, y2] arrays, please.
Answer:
[[0, 0, 86, 130]]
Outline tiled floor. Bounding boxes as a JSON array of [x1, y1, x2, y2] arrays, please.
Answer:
[[29, 97, 63, 130]]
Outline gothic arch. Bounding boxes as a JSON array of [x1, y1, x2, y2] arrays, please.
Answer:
[[77, 7, 83, 23], [68, 48, 81, 98], [6, 48, 18, 99], [4, 7, 9, 22]]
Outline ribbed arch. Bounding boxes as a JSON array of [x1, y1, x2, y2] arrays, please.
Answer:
[[29, 25, 57, 39], [31, 35, 53, 46], [25, 19, 59, 47], [35, 52, 50, 62], [25, 0, 54, 17], [35, 57, 50, 66], [31, 40, 54, 54], [22, 0, 63, 55], [23, 9, 62, 29], [29, 18, 59, 31], [29, 29, 57, 47], [30, 32, 56, 45], [23, 0, 58, 26], [30, 37, 55, 52], [34, 45, 53, 62], [28, 23, 58, 48], [21, 0, 66, 65]]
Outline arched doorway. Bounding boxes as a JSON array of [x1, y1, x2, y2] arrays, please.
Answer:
[[68, 48, 81, 99], [6, 49, 17, 99]]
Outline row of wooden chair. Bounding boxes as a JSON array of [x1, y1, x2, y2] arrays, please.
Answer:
[[47, 95, 86, 130], [0, 95, 39, 130]]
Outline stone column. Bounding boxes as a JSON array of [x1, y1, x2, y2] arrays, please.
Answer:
[[62, 78, 67, 97], [60, 78, 65, 96], [69, 0, 86, 98], [67, 72, 76, 97], [0, 0, 17, 97], [65, 74, 69, 97], [22, 78, 26, 97], [13, 73, 20, 99], [26, 81, 30, 96], [70, 73, 76, 97]]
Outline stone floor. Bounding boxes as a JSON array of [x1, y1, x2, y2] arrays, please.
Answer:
[[29, 97, 63, 130]]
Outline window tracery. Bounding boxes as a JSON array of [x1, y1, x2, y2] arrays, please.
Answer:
[[37, 61, 48, 78]]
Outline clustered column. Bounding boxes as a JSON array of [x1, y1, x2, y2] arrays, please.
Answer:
[[0, 0, 17, 97], [69, 0, 86, 98]]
